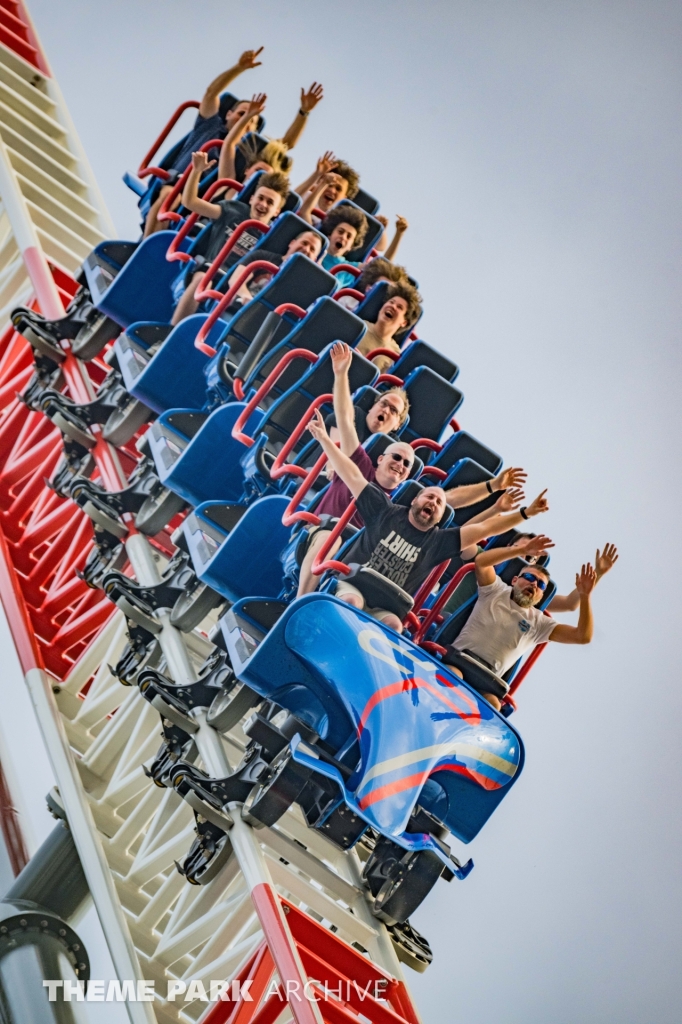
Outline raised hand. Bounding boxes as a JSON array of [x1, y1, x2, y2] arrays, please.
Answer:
[[520, 534, 555, 558], [495, 486, 525, 513], [316, 151, 337, 177], [237, 48, 264, 71], [245, 92, 267, 118], [307, 409, 329, 444], [575, 563, 597, 595], [595, 542, 618, 580], [395, 215, 409, 233], [376, 214, 389, 228], [525, 488, 549, 517], [330, 342, 353, 377], [191, 151, 215, 174], [494, 466, 527, 491], [300, 82, 324, 113]]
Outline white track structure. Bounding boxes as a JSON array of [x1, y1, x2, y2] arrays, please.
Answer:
[[0, 8, 424, 1024]]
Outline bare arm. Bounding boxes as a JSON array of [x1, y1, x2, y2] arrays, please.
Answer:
[[280, 83, 324, 150], [218, 94, 266, 181], [550, 565, 596, 644], [444, 466, 527, 509], [308, 411, 368, 499], [384, 216, 409, 262], [548, 543, 618, 614], [298, 174, 331, 224], [545, 592, 579, 613], [459, 488, 549, 550], [227, 260, 256, 304], [199, 49, 263, 118], [374, 215, 389, 253], [330, 343, 360, 456], [472, 535, 555, 586], [456, 489, 524, 561], [182, 153, 221, 219]]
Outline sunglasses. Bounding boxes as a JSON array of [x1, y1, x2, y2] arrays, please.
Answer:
[[387, 452, 412, 469], [519, 572, 547, 591]]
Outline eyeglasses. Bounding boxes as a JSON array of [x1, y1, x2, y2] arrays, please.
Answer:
[[519, 572, 547, 591], [387, 452, 412, 469], [376, 397, 403, 418]]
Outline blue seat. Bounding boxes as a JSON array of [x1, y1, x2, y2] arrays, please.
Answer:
[[146, 402, 264, 508], [256, 346, 379, 454], [432, 430, 502, 476], [206, 253, 337, 393], [417, 431, 504, 526], [442, 458, 503, 526], [398, 367, 464, 444], [392, 340, 458, 383], [85, 232, 188, 328], [220, 593, 524, 852], [183, 495, 291, 603], [116, 315, 225, 414], [119, 254, 335, 417], [242, 297, 366, 405], [352, 187, 380, 216]]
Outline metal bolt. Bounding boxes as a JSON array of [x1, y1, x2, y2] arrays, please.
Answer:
[[282, 905, 290, 914], [59, 929, 66, 936], [79, 963, 86, 971], [52, 685, 61, 694], [19, 919, 26, 927], [40, 920, 48, 927], [0, 926, 7, 933], [72, 944, 80, 951]]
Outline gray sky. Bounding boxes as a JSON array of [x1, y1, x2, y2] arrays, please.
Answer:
[[3, 1, 680, 1022]]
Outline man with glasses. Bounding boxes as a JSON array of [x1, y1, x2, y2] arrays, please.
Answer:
[[296, 343, 417, 596], [327, 383, 410, 443], [443, 534, 598, 709]]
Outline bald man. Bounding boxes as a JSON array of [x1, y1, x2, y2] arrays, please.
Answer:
[[308, 409, 550, 632]]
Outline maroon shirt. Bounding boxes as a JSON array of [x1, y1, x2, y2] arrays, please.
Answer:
[[315, 445, 392, 528]]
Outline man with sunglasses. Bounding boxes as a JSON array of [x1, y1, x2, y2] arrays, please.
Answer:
[[444, 534, 598, 709]]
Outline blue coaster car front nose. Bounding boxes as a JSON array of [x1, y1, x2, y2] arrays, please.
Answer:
[[221, 593, 524, 862]]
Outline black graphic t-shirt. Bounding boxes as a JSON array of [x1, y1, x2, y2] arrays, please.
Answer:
[[204, 200, 263, 268], [345, 483, 462, 594]]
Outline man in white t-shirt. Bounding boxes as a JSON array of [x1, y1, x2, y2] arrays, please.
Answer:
[[444, 534, 597, 709]]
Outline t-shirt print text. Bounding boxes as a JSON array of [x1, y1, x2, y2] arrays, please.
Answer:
[[368, 530, 422, 589]]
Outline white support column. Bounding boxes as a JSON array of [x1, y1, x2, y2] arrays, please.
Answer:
[[0, 127, 63, 317], [25, 668, 156, 1024]]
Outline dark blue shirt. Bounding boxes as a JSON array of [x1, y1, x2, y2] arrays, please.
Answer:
[[170, 113, 226, 175]]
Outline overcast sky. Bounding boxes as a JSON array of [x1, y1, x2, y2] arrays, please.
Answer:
[[1, 2, 680, 1022]]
